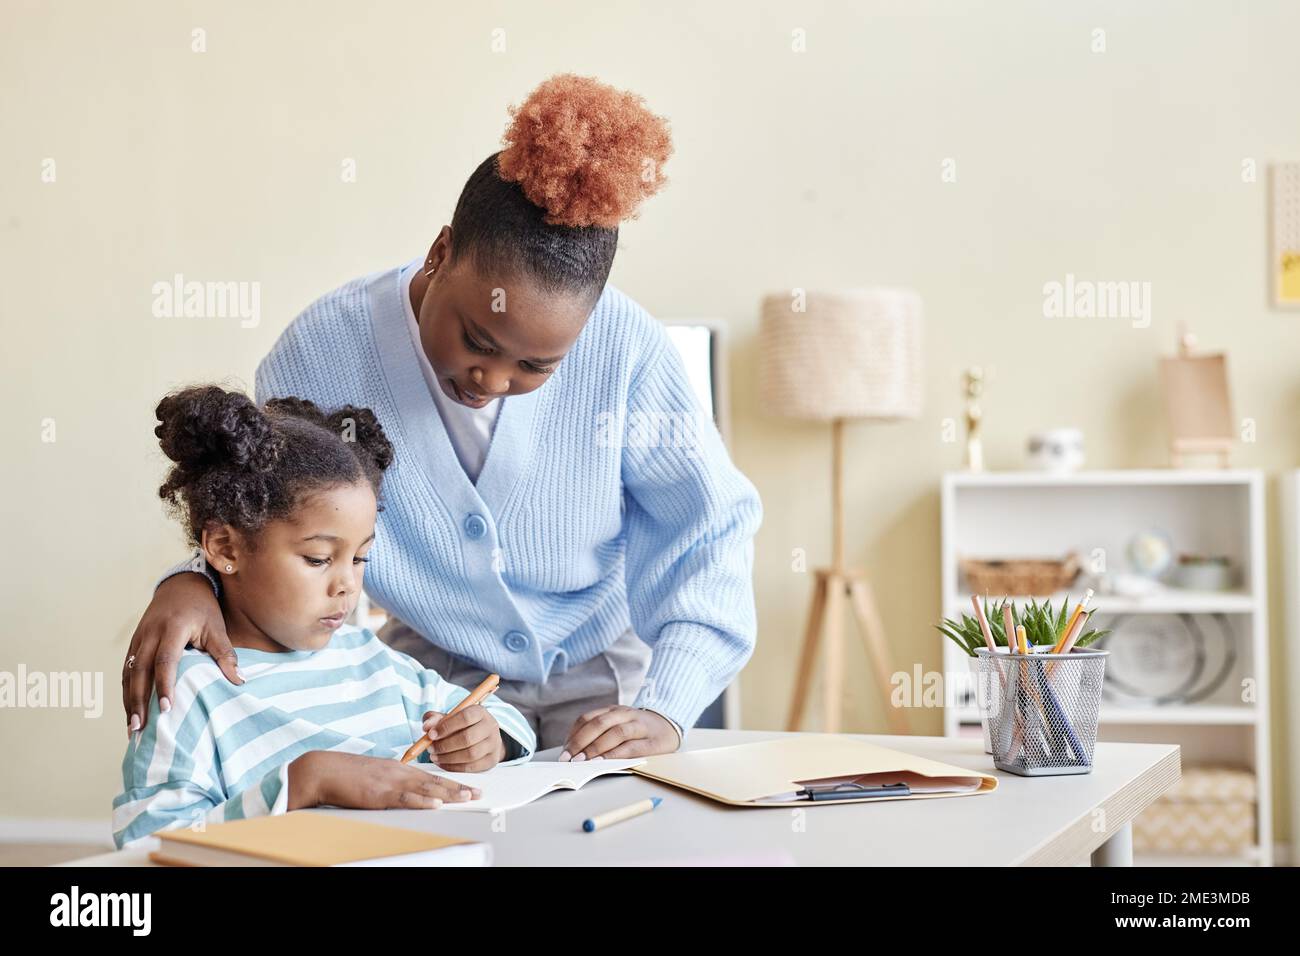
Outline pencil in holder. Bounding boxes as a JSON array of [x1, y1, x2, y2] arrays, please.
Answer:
[[973, 646, 1108, 776], [966, 655, 993, 753]]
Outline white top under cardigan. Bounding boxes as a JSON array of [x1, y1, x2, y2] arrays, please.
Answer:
[[399, 258, 500, 484]]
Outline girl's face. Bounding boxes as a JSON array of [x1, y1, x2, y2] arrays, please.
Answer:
[[207, 481, 378, 653], [413, 228, 594, 409]]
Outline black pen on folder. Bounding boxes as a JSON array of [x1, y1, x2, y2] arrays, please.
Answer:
[[797, 782, 911, 802]]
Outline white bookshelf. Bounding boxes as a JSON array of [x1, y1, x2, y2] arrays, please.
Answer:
[[940, 469, 1273, 866]]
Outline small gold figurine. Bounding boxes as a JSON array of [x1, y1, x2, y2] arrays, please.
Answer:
[[963, 366, 984, 472]]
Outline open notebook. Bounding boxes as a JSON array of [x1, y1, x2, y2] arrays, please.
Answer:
[[417, 758, 646, 812]]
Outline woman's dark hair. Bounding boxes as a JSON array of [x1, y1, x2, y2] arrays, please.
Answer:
[[448, 73, 674, 304], [154, 385, 395, 546]]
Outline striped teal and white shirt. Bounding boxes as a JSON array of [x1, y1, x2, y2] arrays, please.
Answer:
[[112, 624, 535, 848]]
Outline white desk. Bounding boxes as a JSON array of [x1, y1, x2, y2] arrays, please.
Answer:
[[64, 729, 1179, 867]]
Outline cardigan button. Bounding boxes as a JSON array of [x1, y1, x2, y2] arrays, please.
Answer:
[[503, 631, 529, 652], [464, 513, 488, 539]]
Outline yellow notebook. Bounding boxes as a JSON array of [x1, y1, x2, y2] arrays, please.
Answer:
[[149, 812, 488, 867], [631, 735, 998, 807]]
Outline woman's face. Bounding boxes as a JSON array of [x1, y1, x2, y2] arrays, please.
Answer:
[[413, 228, 595, 409], [207, 481, 378, 653]]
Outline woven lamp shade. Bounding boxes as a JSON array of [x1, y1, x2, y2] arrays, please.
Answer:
[[758, 289, 923, 421]]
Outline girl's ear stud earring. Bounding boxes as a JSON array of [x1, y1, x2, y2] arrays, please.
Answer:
[[225, 565, 233, 572]]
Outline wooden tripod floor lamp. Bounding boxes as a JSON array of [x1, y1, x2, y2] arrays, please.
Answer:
[[758, 288, 923, 735]]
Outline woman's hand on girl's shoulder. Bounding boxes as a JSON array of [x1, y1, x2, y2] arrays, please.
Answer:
[[123, 571, 242, 736]]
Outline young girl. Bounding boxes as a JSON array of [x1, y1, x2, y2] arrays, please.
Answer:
[[112, 386, 535, 849]]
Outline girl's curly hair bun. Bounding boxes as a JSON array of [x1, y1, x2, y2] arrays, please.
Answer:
[[497, 73, 674, 229], [155, 386, 280, 482], [263, 397, 393, 473], [154, 386, 395, 546], [327, 405, 394, 472]]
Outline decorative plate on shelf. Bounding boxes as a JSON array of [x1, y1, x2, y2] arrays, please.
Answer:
[[1094, 613, 1236, 706]]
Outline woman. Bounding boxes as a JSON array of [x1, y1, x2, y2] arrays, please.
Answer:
[[122, 73, 762, 761]]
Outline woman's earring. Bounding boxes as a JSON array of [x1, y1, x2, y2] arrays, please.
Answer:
[[225, 564, 233, 572], [423, 260, 436, 277]]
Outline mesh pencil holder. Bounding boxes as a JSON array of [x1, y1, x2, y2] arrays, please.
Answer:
[[973, 646, 1109, 777]]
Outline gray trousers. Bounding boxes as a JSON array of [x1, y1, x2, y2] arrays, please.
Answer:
[[377, 616, 653, 751]]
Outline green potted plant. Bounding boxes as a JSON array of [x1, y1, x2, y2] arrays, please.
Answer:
[[937, 596, 1109, 657], [937, 596, 1110, 753]]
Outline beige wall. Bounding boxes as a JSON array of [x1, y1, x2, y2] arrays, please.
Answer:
[[3, 1, 1298, 844]]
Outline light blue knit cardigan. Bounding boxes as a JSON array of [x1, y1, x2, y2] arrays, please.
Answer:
[[170, 262, 763, 737]]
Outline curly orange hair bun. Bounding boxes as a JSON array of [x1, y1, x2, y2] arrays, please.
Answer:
[[497, 74, 674, 229]]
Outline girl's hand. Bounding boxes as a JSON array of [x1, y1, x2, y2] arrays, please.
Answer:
[[559, 707, 678, 762], [421, 705, 506, 772], [289, 751, 480, 810], [123, 571, 242, 736]]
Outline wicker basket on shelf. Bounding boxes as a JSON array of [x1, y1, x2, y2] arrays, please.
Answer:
[[960, 552, 1080, 596]]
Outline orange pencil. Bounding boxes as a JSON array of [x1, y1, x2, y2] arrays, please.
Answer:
[[1052, 589, 1094, 654], [1045, 607, 1091, 682], [400, 673, 501, 764], [1058, 610, 1090, 655]]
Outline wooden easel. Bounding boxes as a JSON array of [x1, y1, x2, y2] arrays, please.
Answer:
[[1160, 325, 1234, 469], [785, 419, 911, 735]]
